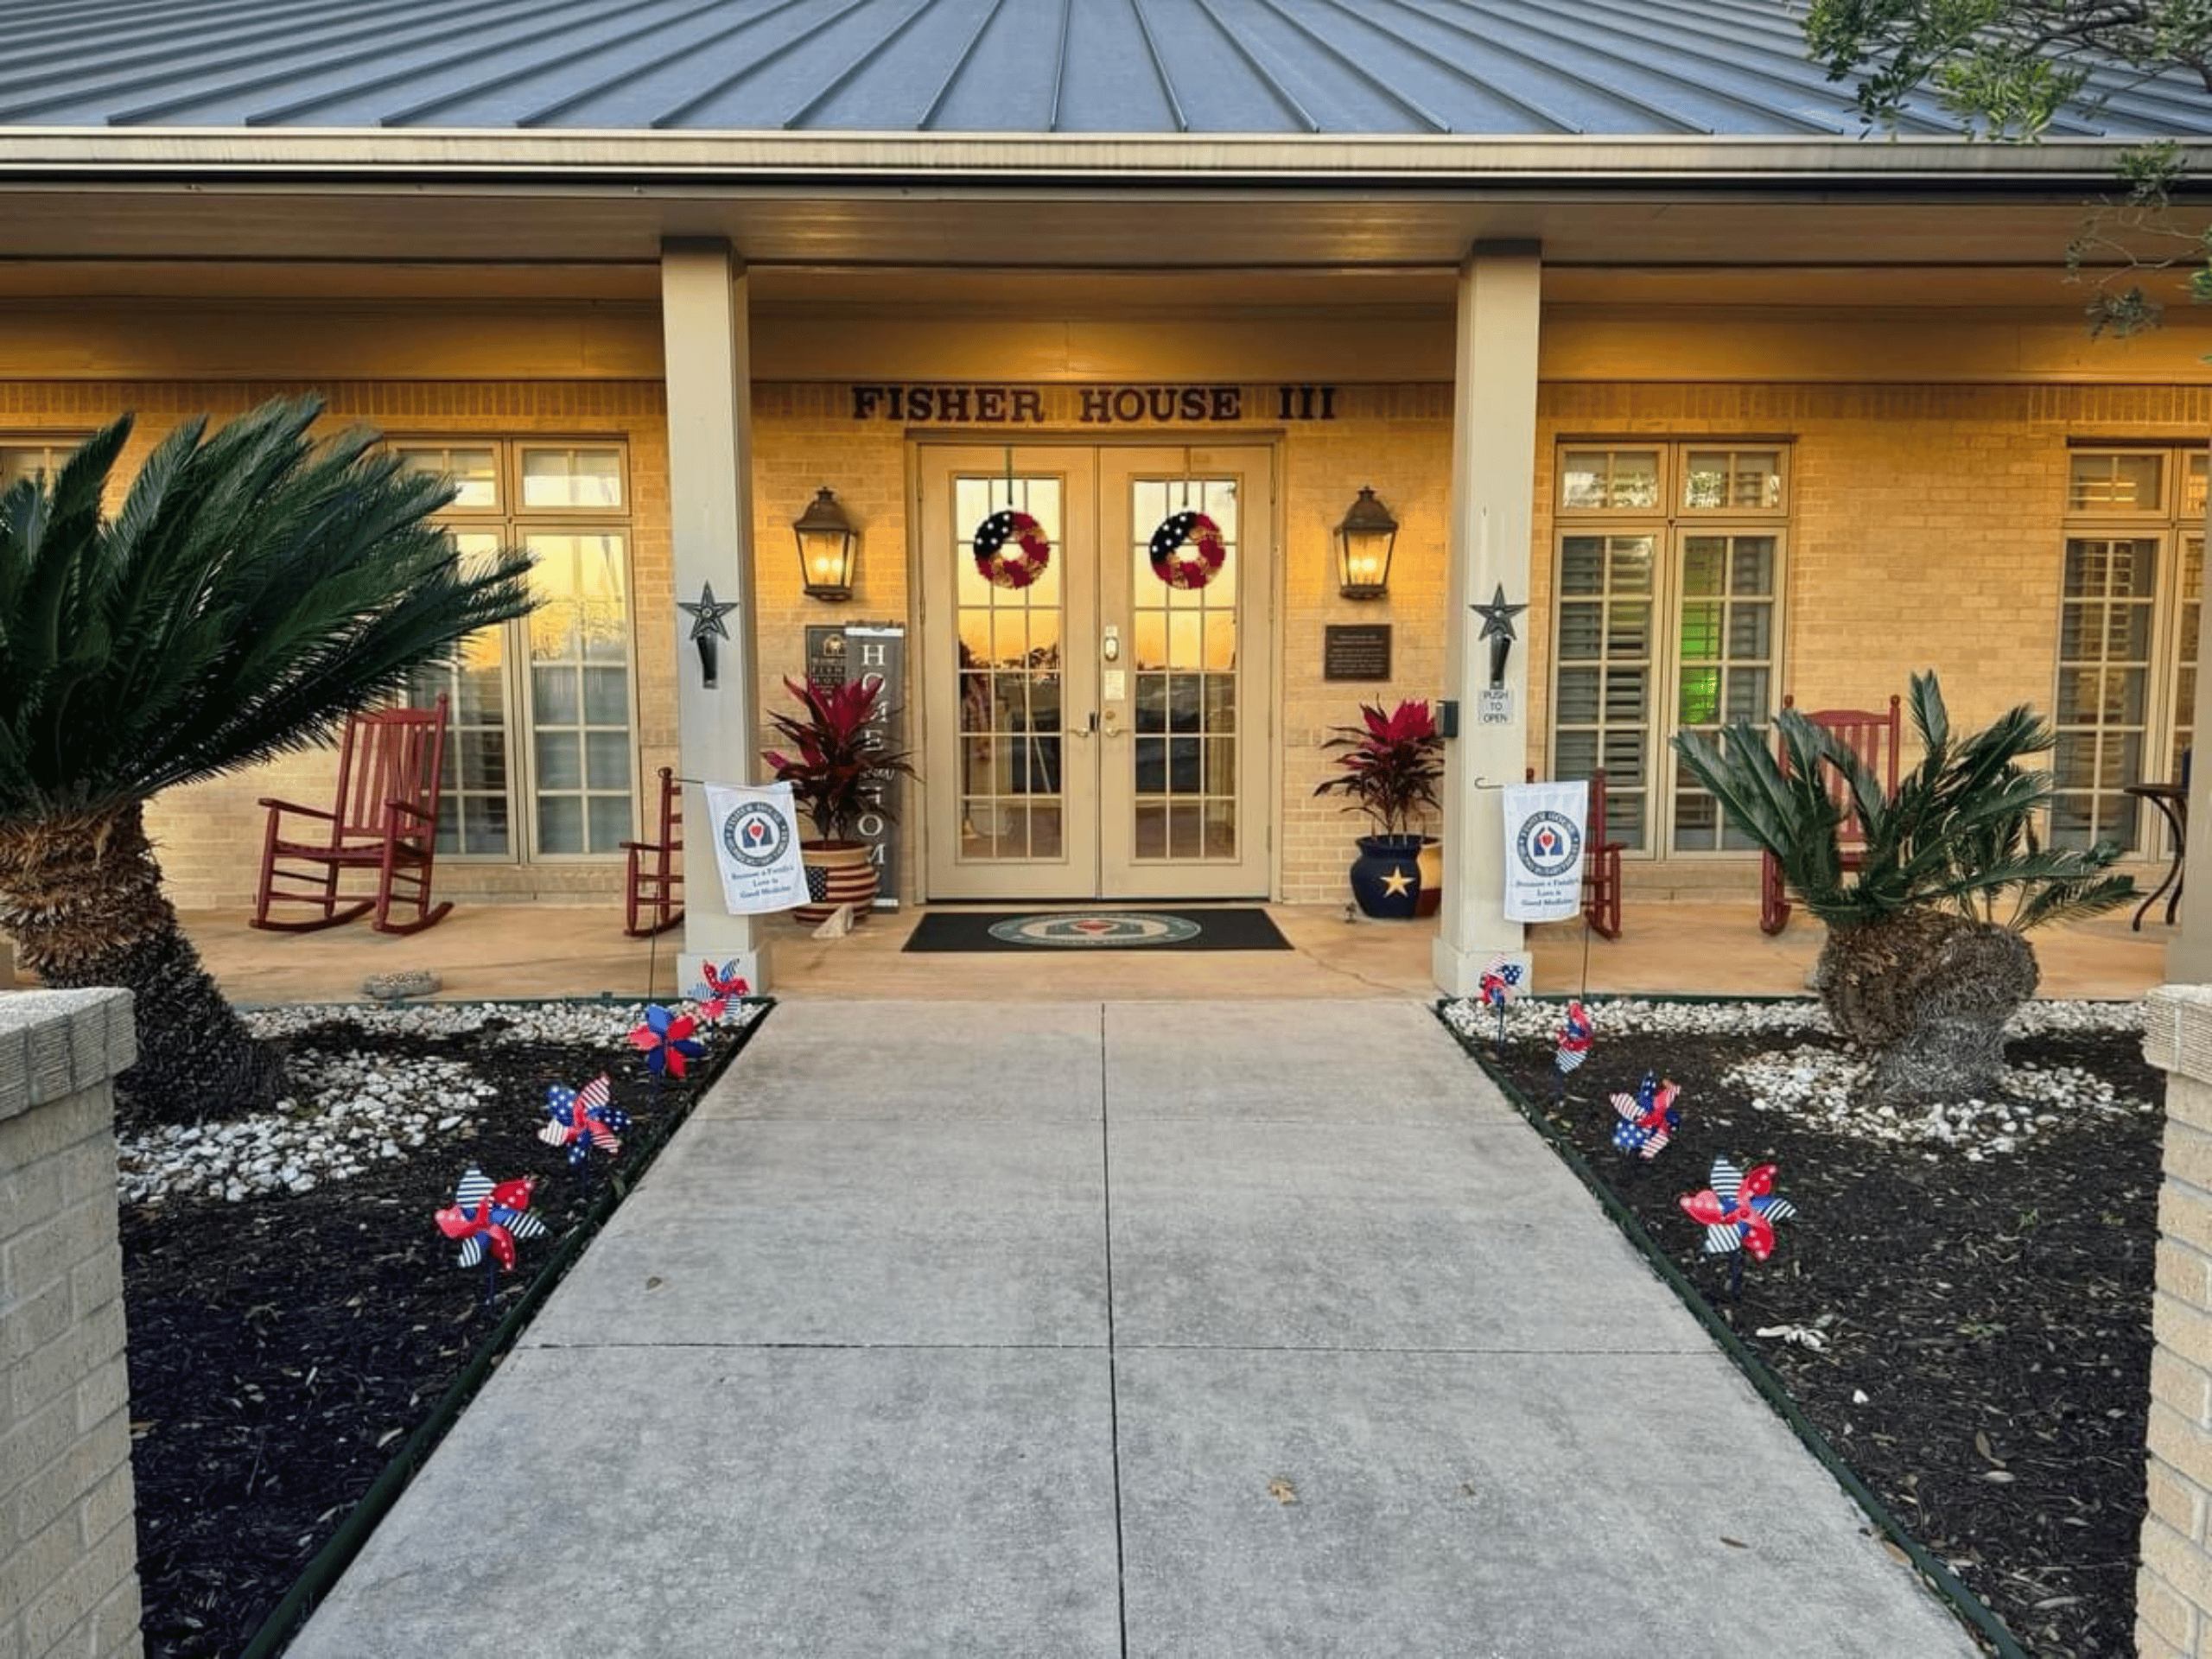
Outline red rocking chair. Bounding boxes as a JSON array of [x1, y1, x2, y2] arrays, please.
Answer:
[[251, 696, 454, 936], [621, 766, 684, 938], [1759, 694, 1903, 935]]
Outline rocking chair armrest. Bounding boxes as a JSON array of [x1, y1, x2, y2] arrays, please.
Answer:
[[620, 836, 676, 855], [257, 796, 336, 823], [380, 798, 435, 824]]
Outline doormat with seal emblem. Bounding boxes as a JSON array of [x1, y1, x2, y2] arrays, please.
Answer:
[[902, 908, 1291, 952]]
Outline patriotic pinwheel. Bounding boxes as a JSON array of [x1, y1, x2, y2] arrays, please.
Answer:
[[690, 960, 750, 1023], [435, 1166, 547, 1273], [1478, 956, 1522, 1044], [629, 1003, 706, 1078], [1554, 1000, 1593, 1079], [1680, 1158, 1796, 1262], [1610, 1072, 1680, 1161], [540, 1073, 629, 1166]]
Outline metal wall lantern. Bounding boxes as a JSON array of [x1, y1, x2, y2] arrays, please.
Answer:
[[794, 486, 859, 601], [1334, 486, 1397, 600]]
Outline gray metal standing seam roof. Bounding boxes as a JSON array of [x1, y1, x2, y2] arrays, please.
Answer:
[[0, 0, 2201, 138]]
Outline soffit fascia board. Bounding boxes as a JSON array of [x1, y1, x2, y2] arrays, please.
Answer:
[[0, 129, 2207, 194]]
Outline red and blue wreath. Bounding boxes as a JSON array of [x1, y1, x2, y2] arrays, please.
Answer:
[[972, 510, 1052, 589], [1147, 509, 1227, 590]]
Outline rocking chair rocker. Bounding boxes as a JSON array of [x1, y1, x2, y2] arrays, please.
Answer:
[[251, 696, 454, 935]]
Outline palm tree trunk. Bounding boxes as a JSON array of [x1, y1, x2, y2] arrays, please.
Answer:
[[1818, 909, 2040, 1104], [0, 802, 287, 1126]]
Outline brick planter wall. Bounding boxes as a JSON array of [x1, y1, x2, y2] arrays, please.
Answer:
[[0, 988, 142, 1658]]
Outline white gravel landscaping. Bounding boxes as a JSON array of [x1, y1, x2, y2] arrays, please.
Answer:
[[1440, 994, 2152, 1160], [116, 998, 762, 1207]]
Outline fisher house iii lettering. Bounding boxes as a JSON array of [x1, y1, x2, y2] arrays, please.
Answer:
[[847, 385, 1339, 423]]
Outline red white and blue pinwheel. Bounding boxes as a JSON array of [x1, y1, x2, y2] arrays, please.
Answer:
[[435, 1166, 547, 1273], [690, 960, 750, 1023], [1555, 1000, 1593, 1077], [1611, 1072, 1680, 1161], [629, 1003, 706, 1078], [541, 1073, 628, 1166], [1680, 1158, 1796, 1262], [1478, 956, 1522, 1010]]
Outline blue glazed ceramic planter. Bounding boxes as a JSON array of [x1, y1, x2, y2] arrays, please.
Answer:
[[1349, 833, 1426, 919]]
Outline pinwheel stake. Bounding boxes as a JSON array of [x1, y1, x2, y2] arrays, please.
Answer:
[[1609, 1072, 1681, 1181], [1478, 956, 1522, 1048], [435, 1166, 548, 1311], [690, 960, 750, 1024], [1553, 999, 1592, 1103], [629, 1002, 706, 1084], [541, 1073, 629, 1200], [1679, 1157, 1796, 1302]]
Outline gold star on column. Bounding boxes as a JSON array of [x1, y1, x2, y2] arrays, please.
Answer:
[[1381, 866, 1414, 897]]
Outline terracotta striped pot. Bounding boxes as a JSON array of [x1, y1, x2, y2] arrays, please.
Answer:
[[794, 840, 878, 925]]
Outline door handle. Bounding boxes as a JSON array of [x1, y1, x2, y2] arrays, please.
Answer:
[[1070, 712, 1096, 740]]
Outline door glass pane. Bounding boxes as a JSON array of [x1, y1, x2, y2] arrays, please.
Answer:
[[2176, 535, 2203, 780], [404, 531, 510, 855], [1128, 476, 1239, 861], [1552, 534, 1655, 850], [526, 531, 632, 855], [1671, 534, 1777, 853], [956, 475, 1066, 864], [2054, 536, 2158, 849]]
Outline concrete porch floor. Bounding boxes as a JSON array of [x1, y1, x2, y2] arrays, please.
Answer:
[[124, 897, 2178, 1007]]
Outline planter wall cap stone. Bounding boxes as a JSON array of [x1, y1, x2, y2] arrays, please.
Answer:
[[0, 987, 136, 1122], [2145, 986, 2212, 1090]]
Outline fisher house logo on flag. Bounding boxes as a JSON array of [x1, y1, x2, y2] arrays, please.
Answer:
[[705, 780, 807, 914], [1503, 779, 1588, 923]]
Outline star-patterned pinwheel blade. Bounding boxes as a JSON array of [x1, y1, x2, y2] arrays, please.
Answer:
[[541, 1073, 629, 1166], [1609, 1072, 1680, 1161], [629, 1003, 707, 1078], [690, 959, 750, 1024], [1680, 1157, 1796, 1260], [1554, 999, 1593, 1076], [435, 1166, 548, 1273], [1478, 956, 1524, 1010]]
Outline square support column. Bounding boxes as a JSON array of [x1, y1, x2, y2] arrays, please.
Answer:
[[1433, 245, 1542, 997], [661, 239, 772, 991]]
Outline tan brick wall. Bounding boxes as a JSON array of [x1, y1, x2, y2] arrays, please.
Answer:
[[2141, 988, 2212, 1659], [0, 988, 143, 1659], [4, 369, 2206, 908]]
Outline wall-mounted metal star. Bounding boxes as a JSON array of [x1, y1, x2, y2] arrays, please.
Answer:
[[678, 582, 738, 688], [1471, 583, 1528, 644], [678, 582, 737, 641], [1471, 584, 1529, 690]]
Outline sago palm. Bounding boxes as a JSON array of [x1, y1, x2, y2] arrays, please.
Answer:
[[0, 396, 536, 1125], [1671, 671, 2133, 1100]]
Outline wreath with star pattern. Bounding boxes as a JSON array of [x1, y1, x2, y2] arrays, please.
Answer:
[[1147, 509, 1228, 591], [972, 509, 1052, 589]]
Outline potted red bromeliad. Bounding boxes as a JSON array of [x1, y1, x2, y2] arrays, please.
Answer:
[[762, 674, 919, 924], [1312, 697, 1446, 919]]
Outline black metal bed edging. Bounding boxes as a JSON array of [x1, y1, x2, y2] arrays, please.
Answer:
[[1431, 995, 2028, 1659], [236, 997, 778, 1659]]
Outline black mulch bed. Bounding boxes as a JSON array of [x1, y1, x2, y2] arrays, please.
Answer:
[[1461, 1006, 2161, 1659], [119, 1005, 758, 1659]]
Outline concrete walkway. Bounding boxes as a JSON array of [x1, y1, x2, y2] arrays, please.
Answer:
[[290, 1000, 1976, 1657]]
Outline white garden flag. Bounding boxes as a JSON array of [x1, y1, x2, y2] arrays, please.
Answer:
[[702, 780, 808, 914], [1502, 779, 1589, 923]]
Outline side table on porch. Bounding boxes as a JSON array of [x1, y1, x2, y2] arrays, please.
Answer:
[[2126, 781, 2188, 930]]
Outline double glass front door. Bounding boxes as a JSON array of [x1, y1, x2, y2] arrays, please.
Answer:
[[920, 444, 1274, 900]]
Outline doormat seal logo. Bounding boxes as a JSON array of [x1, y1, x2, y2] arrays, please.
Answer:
[[986, 912, 1205, 947]]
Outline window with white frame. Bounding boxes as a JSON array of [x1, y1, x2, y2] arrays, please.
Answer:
[[2052, 445, 2208, 853], [397, 441, 638, 861], [1551, 442, 1789, 855], [0, 438, 84, 487]]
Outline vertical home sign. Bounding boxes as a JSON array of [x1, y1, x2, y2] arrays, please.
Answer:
[[843, 624, 906, 909]]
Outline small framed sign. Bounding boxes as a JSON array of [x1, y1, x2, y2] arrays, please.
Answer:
[[1323, 624, 1392, 682]]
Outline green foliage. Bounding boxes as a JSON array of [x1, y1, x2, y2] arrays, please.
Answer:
[[762, 674, 919, 842], [0, 396, 537, 825], [1670, 670, 2136, 931], [1804, 0, 2212, 347], [1312, 698, 1444, 837]]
